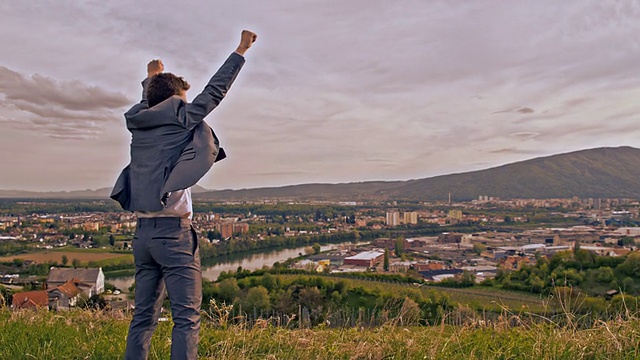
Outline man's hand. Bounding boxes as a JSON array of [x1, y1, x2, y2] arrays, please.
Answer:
[[235, 30, 257, 56], [147, 59, 164, 78]]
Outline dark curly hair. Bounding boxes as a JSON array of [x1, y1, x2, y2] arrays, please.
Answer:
[[146, 73, 191, 107]]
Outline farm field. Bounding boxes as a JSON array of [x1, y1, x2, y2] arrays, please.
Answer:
[[0, 248, 133, 267]]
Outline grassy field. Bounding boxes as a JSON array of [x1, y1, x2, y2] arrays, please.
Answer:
[[0, 248, 133, 267], [0, 307, 638, 359], [429, 285, 553, 313]]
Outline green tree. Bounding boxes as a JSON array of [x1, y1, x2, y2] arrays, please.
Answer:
[[241, 286, 271, 312], [109, 234, 115, 247], [217, 278, 240, 304], [460, 271, 476, 286], [311, 243, 321, 255], [394, 237, 404, 256], [617, 252, 640, 278], [260, 273, 278, 292], [207, 229, 222, 241], [0, 285, 13, 307], [622, 277, 635, 292], [472, 243, 486, 256], [383, 248, 389, 271], [618, 236, 636, 247], [529, 275, 545, 293], [72, 258, 80, 269], [12, 258, 24, 267], [594, 266, 615, 284], [61, 255, 68, 266], [573, 244, 595, 269]]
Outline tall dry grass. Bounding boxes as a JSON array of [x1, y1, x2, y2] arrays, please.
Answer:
[[0, 298, 639, 359]]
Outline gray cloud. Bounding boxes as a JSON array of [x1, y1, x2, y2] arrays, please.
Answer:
[[0, 66, 130, 139], [0, 67, 130, 111], [489, 148, 540, 155], [493, 107, 535, 115], [245, 170, 313, 178], [509, 132, 541, 140]]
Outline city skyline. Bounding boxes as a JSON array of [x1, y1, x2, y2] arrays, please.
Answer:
[[2, 1, 640, 191]]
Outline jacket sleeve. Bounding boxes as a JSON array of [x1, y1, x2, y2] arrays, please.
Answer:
[[141, 78, 151, 102], [179, 52, 246, 130], [110, 165, 131, 211]]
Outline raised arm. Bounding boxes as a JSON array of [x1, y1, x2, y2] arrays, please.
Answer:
[[141, 59, 164, 102], [181, 30, 257, 130]]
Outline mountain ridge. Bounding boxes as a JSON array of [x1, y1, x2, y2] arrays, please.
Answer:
[[3, 146, 640, 201]]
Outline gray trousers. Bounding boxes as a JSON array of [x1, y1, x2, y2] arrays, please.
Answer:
[[125, 217, 202, 360]]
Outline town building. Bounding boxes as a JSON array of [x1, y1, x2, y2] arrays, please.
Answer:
[[11, 279, 84, 311], [11, 291, 49, 310], [217, 221, 249, 239], [46, 267, 105, 297], [403, 212, 418, 224], [448, 210, 463, 220], [438, 232, 463, 243], [48, 280, 83, 310], [386, 212, 400, 226], [343, 251, 384, 267]]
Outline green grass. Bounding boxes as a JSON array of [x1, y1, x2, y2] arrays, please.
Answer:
[[429, 285, 553, 313], [103, 268, 135, 278], [51, 247, 116, 253], [1, 308, 639, 359], [84, 256, 134, 268]]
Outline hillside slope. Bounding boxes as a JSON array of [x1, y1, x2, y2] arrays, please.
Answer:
[[4, 147, 640, 201], [195, 146, 640, 201]]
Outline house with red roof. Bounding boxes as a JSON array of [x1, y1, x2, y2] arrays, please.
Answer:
[[46, 267, 104, 296], [48, 280, 83, 310], [12, 279, 85, 311], [11, 290, 49, 310]]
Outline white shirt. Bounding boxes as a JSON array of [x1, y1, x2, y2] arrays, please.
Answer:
[[135, 188, 192, 219]]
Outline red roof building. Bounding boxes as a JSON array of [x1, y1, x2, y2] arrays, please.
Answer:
[[11, 291, 49, 310]]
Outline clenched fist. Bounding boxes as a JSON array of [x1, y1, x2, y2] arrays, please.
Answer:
[[235, 30, 257, 56], [147, 59, 164, 78]]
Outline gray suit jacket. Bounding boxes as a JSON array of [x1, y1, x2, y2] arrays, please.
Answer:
[[110, 52, 245, 211]]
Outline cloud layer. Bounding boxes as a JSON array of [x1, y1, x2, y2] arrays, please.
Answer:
[[0, 66, 130, 139], [2, 0, 640, 190]]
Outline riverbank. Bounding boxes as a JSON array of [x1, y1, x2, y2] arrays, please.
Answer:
[[106, 240, 368, 290]]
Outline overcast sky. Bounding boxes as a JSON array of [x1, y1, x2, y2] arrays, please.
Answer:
[[1, 0, 640, 191]]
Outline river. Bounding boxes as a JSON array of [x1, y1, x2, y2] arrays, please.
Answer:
[[107, 241, 367, 291]]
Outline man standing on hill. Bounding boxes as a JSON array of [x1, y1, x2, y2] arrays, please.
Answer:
[[111, 30, 257, 359]]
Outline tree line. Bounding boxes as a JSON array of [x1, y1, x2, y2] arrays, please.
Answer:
[[202, 270, 452, 327], [486, 246, 640, 297]]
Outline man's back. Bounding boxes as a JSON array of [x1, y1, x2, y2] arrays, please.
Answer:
[[111, 52, 247, 212], [127, 96, 195, 211]]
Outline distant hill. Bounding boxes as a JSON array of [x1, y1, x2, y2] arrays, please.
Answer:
[[0, 187, 114, 199], [194, 146, 640, 201], [4, 147, 640, 201], [0, 184, 210, 199]]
